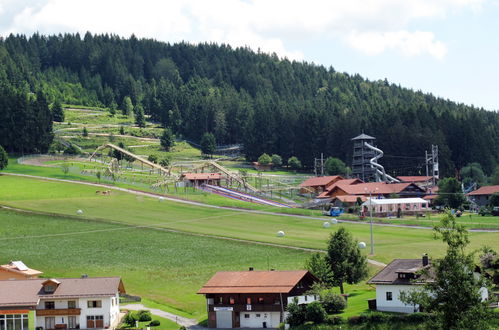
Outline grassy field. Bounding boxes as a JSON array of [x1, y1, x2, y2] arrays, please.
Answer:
[[1, 175, 497, 265], [0, 208, 314, 320]]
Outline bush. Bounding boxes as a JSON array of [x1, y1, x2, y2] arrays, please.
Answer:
[[148, 320, 160, 327], [305, 301, 326, 324], [63, 144, 80, 155], [148, 154, 158, 164], [286, 301, 306, 326], [278, 322, 285, 330], [320, 290, 346, 314], [137, 310, 152, 322], [123, 311, 138, 326], [325, 315, 344, 325], [288, 156, 302, 170], [178, 326, 186, 330]]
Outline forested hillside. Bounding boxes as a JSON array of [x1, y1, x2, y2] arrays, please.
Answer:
[[0, 33, 498, 176]]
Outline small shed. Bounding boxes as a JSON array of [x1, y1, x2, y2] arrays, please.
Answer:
[[361, 197, 430, 217], [181, 173, 222, 187]]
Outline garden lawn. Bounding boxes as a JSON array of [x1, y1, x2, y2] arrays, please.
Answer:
[[0, 175, 498, 264]]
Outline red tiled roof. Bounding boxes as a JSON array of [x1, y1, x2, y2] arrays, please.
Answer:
[[182, 173, 222, 180], [198, 270, 310, 294], [299, 176, 343, 188], [315, 179, 363, 198], [467, 185, 499, 196], [334, 182, 421, 195], [397, 176, 433, 183]]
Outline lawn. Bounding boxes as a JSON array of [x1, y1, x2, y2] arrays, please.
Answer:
[[0, 175, 497, 265]]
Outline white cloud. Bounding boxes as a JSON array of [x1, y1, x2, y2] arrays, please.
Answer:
[[0, 0, 485, 60], [346, 30, 447, 60]]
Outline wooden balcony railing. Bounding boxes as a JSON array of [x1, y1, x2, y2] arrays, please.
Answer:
[[209, 304, 282, 312], [36, 308, 81, 316]]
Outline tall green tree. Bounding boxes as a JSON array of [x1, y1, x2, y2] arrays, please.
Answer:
[[288, 156, 302, 170], [271, 154, 282, 167], [134, 104, 146, 128], [461, 162, 486, 187], [400, 213, 492, 329], [200, 132, 216, 157], [160, 128, 175, 151], [490, 166, 499, 185], [305, 253, 333, 287], [436, 177, 466, 208], [52, 100, 64, 122], [0, 145, 8, 170], [326, 227, 368, 294], [122, 96, 133, 116], [324, 157, 347, 176]]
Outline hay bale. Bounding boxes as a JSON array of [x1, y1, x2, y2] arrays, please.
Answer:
[[276, 230, 285, 237]]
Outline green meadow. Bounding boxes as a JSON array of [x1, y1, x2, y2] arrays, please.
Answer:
[[1, 175, 497, 265]]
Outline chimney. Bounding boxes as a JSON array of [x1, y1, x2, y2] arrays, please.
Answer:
[[248, 267, 254, 271], [422, 254, 429, 266]]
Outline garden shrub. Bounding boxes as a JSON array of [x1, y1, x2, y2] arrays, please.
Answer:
[[123, 311, 138, 326], [319, 290, 346, 314], [148, 320, 160, 327], [137, 310, 152, 322], [325, 315, 344, 325], [305, 301, 327, 324], [286, 301, 306, 327]]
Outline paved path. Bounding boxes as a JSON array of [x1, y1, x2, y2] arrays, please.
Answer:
[[121, 304, 202, 329]]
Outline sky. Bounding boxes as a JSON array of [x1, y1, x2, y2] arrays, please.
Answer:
[[0, 0, 498, 110]]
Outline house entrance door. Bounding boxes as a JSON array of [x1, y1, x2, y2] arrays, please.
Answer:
[[0, 318, 5, 330]]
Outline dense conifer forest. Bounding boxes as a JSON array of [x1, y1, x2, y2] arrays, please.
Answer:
[[0, 33, 497, 176]]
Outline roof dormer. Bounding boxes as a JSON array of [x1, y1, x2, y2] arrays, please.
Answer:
[[42, 279, 61, 293]]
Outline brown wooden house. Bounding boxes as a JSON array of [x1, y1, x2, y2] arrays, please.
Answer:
[[198, 269, 318, 328], [299, 176, 345, 194]]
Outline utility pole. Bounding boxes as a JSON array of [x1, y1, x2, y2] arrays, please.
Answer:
[[425, 145, 439, 186], [314, 153, 325, 176]]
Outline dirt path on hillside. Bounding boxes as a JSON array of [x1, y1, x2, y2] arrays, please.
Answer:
[[121, 304, 202, 329]]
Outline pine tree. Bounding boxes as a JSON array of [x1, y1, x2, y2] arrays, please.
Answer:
[[160, 128, 175, 151], [0, 145, 8, 170], [52, 100, 64, 122], [134, 104, 146, 128], [200, 132, 216, 158], [122, 96, 133, 116]]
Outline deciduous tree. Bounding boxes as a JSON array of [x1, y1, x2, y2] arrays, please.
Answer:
[[326, 227, 368, 294], [200, 132, 216, 158], [160, 128, 175, 151]]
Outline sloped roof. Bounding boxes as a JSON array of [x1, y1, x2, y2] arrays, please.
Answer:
[[351, 133, 375, 140], [1, 261, 43, 276], [397, 176, 433, 183], [299, 176, 343, 188], [0, 277, 125, 307], [182, 173, 222, 180], [368, 259, 430, 285], [467, 185, 499, 196], [198, 270, 311, 294], [334, 182, 423, 195], [316, 178, 364, 198]]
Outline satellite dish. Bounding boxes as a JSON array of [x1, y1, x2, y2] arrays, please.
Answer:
[[76, 209, 83, 215], [277, 231, 285, 237], [323, 222, 331, 228], [330, 218, 338, 224], [358, 242, 367, 249]]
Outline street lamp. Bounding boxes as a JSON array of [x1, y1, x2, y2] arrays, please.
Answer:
[[364, 187, 378, 255]]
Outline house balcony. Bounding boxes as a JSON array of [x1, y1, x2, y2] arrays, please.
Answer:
[[36, 308, 81, 316], [208, 304, 282, 312]]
